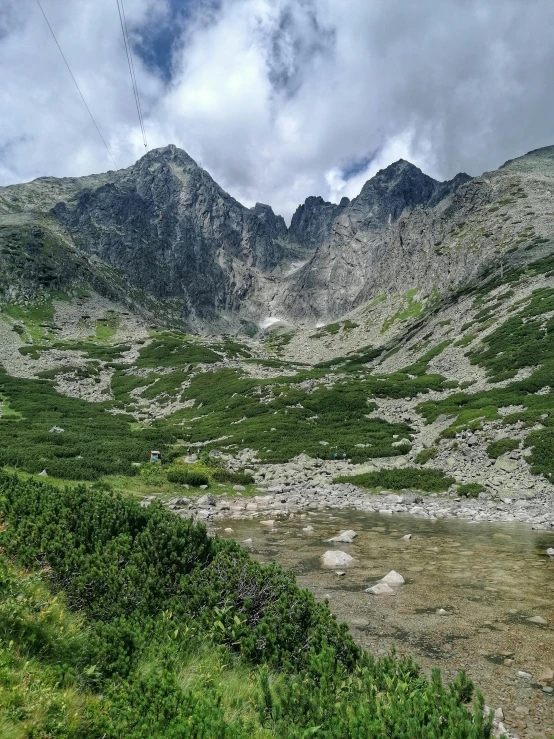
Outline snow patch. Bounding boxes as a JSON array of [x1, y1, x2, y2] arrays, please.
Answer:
[[260, 316, 283, 329]]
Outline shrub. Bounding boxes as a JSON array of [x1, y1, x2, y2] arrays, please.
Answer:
[[486, 438, 519, 459], [414, 447, 437, 464], [457, 483, 484, 498], [211, 469, 255, 485], [0, 472, 492, 738], [334, 467, 455, 492], [167, 467, 209, 486]]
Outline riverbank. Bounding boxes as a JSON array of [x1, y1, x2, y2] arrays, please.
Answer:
[[158, 479, 554, 531]]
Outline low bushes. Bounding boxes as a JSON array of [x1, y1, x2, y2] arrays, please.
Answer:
[[457, 483, 484, 498], [0, 472, 492, 738], [334, 467, 455, 492], [486, 438, 519, 459], [0, 368, 174, 480], [211, 469, 255, 485], [167, 467, 209, 486], [414, 447, 437, 464]]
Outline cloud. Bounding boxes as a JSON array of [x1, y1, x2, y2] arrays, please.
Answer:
[[2, 0, 554, 221]]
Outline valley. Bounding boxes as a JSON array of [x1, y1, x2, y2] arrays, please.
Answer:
[[0, 143, 553, 738]]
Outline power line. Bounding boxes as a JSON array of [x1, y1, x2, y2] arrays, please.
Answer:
[[35, 0, 117, 168], [115, 0, 148, 148]]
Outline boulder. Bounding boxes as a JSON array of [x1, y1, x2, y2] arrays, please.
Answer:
[[366, 582, 395, 595], [527, 615, 548, 625], [321, 550, 354, 567], [260, 520, 275, 527], [197, 493, 216, 508], [401, 534, 412, 541], [547, 547, 554, 558], [327, 529, 357, 543], [495, 455, 519, 472], [381, 570, 405, 586], [538, 668, 554, 683]]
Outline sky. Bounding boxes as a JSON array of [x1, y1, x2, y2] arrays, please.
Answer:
[[1, 0, 554, 221]]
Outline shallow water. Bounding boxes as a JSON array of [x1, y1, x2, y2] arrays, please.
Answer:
[[214, 510, 554, 738]]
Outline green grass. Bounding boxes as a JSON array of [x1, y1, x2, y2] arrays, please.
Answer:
[[381, 289, 423, 333], [93, 310, 120, 342], [4, 300, 56, 344], [262, 330, 294, 354], [334, 467, 455, 492]]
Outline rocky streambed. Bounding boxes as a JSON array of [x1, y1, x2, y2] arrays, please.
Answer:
[[142, 464, 554, 736]]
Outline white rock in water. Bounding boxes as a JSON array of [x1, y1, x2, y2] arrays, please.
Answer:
[[327, 529, 357, 543], [224, 527, 234, 533], [527, 615, 548, 625], [303, 525, 314, 533], [436, 608, 448, 615], [260, 520, 275, 526], [366, 582, 395, 595], [381, 570, 405, 586], [401, 534, 412, 541], [547, 547, 554, 557], [321, 550, 354, 567], [242, 538, 253, 544]]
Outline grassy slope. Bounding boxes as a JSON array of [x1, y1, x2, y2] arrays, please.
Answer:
[[0, 473, 492, 738]]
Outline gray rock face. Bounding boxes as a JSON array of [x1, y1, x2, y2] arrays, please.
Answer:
[[2, 143, 554, 330], [50, 147, 290, 320], [288, 195, 346, 251], [278, 147, 554, 321]]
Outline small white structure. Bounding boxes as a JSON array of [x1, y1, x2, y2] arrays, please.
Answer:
[[150, 450, 161, 463]]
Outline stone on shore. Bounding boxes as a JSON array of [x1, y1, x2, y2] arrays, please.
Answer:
[[322, 550, 354, 567], [527, 615, 548, 625], [381, 570, 405, 586], [327, 529, 357, 543], [366, 582, 395, 595]]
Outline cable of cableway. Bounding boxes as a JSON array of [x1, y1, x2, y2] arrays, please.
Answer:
[[115, 0, 148, 148], [34, 0, 117, 168]]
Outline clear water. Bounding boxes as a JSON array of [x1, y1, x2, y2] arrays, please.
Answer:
[[214, 510, 554, 737]]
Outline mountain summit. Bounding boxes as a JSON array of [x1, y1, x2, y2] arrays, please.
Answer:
[[1, 144, 553, 329]]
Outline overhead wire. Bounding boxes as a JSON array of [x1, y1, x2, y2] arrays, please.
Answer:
[[115, 0, 148, 148], [34, 0, 117, 168]]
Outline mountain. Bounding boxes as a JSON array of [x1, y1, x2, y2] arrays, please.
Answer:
[[1, 143, 554, 330], [277, 147, 554, 320]]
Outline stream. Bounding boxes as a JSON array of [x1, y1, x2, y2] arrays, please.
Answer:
[[213, 510, 554, 738]]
